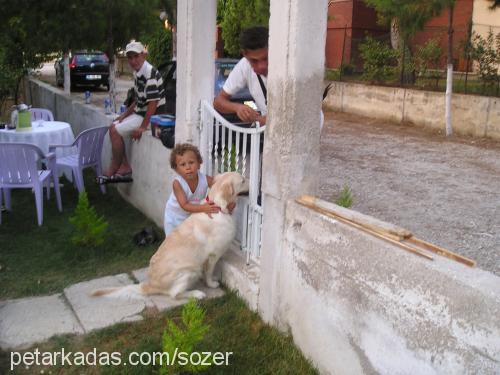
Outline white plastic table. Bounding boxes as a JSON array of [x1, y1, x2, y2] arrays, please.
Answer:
[[0, 121, 75, 156], [0, 121, 76, 179]]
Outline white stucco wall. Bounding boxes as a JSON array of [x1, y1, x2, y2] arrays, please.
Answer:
[[324, 81, 500, 140], [279, 199, 500, 375]]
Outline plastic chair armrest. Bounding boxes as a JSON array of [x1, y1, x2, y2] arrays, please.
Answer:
[[49, 143, 74, 152], [45, 152, 56, 160]]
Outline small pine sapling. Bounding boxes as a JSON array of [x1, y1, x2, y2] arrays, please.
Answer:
[[161, 299, 212, 374], [69, 191, 108, 246], [335, 185, 353, 208]]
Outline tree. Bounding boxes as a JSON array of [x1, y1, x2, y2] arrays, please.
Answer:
[[365, 0, 456, 135], [364, 0, 449, 84], [444, 1, 455, 136], [218, 0, 270, 57], [0, 0, 164, 112], [0, 0, 58, 103]]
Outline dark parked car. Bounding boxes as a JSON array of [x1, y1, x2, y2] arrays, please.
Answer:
[[156, 58, 253, 118], [55, 51, 110, 90]]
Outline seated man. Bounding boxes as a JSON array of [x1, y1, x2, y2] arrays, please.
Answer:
[[103, 41, 166, 180], [214, 26, 268, 126]]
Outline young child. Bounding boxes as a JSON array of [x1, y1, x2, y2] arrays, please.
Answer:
[[163, 143, 220, 236]]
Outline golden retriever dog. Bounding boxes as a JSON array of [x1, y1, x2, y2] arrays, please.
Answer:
[[92, 172, 248, 300]]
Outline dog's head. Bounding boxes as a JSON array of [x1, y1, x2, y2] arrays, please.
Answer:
[[209, 172, 249, 213]]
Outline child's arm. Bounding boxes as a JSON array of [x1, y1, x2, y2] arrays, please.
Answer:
[[173, 180, 220, 215], [207, 175, 215, 187]]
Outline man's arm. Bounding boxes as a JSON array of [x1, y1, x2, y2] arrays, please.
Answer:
[[131, 100, 158, 140], [114, 101, 136, 123], [214, 90, 262, 124]]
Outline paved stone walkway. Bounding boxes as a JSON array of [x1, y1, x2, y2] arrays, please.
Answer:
[[0, 268, 224, 350]]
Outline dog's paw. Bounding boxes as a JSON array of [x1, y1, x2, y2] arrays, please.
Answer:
[[206, 279, 220, 289], [191, 290, 207, 299]]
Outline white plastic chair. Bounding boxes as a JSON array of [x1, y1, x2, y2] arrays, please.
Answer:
[[30, 108, 54, 121], [49, 126, 109, 194], [0, 143, 62, 226]]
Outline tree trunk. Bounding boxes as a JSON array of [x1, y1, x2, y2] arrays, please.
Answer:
[[107, 0, 116, 113], [445, 4, 454, 136], [63, 51, 70, 94], [390, 18, 399, 51], [172, 7, 177, 59]]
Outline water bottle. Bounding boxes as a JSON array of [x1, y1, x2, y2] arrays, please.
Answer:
[[104, 98, 112, 114], [85, 91, 91, 104]]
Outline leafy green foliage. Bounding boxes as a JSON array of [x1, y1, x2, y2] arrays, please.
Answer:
[[414, 39, 443, 87], [161, 299, 212, 374], [69, 191, 108, 247], [470, 31, 500, 88], [218, 0, 270, 56], [364, 0, 452, 42], [415, 39, 442, 76], [335, 185, 353, 208], [0, 0, 163, 104], [359, 37, 398, 83], [142, 26, 173, 68], [222, 147, 238, 172]]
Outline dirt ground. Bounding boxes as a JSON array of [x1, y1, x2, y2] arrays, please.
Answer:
[[320, 111, 500, 276]]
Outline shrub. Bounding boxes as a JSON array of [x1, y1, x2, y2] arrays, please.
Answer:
[[142, 26, 173, 69], [359, 36, 398, 83], [69, 191, 108, 247], [470, 31, 500, 88], [415, 39, 442, 75], [161, 299, 212, 374], [335, 185, 353, 208]]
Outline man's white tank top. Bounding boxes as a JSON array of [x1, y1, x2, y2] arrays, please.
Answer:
[[165, 171, 209, 223]]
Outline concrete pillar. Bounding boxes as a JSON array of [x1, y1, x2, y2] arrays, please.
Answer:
[[175, 0, 217, 145], [258, 0, 328, 325]]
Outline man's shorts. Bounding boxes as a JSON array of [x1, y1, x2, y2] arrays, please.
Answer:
[[113, 113, 144, 137]]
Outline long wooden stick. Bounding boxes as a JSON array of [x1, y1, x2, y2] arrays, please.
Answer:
[[297, 196, 477, 267], [299, 195, 412, 241], [405, 237, 476, 267], [296, 197, 434, 261]]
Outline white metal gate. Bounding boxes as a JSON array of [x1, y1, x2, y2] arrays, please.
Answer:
[[199, 100, 265, 262]]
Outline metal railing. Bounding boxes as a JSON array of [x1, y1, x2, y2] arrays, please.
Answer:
[[199, 100, 265, 262]]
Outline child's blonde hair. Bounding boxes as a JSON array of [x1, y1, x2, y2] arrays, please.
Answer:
[[170, 143, 203, 169]]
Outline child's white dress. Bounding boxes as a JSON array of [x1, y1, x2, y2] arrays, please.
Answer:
[[163, 171, 209, 236]]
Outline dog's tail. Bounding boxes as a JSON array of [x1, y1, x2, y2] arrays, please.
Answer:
[[91, 284, 145, 299]]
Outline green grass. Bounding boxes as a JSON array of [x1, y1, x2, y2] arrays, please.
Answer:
[[335, 185, 353, 208], [0, 172, 162, 299], [0, 292, 318, 374]]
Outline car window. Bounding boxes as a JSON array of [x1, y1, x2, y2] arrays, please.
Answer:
[[216, 63, 236, 80], [75, 54, 107, 64]]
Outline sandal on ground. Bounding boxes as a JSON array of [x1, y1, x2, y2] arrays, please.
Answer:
[[110, 172, 133, 183], [96, 173, 133, 185]]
